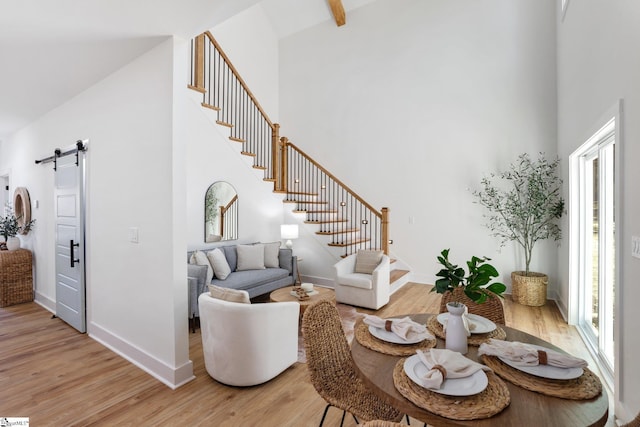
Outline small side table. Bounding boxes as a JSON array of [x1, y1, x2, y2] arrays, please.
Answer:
[[270, 285, 336, 318], [0, 248, 34, 307]]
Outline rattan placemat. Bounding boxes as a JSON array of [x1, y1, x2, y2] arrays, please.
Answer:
[[393, 358, 510, 420], [480, 355, 602, 400], [426, 315, 506, 345], [354, 319, 436, 356]]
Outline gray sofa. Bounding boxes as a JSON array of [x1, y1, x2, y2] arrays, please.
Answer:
[[187, 244, 298, 322]]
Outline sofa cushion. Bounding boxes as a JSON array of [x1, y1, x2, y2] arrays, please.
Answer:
[[207, 248, 231, 280], [237, 244, 266, 271], [354, 249, 383, 274], [223, 245, 238, 271], [208, 284, 250, 304], [190, 250, 213, 284], [211, 268, 290, 291], [339, 273, 373, 290], [263, 241, 281, 268], [188, 264, 208, 292]]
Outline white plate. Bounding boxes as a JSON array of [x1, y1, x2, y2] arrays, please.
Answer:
[[404, 354, 488, 396], [368, 323, 426, 345], [436, 313, 497, 334], [289, 289, 318, 297], [497, 344, 584, 380]]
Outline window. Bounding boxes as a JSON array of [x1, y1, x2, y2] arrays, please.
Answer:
[[569, 106, 620, 389]]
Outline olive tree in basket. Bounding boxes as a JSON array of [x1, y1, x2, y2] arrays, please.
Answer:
[[473, 152, 564, 306]]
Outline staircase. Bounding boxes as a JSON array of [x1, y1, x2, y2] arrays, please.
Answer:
[[188, 32, 409, 288]]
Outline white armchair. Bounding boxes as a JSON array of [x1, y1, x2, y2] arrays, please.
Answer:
[[198, 292, 299, 386], [334, 251, 391, 310]]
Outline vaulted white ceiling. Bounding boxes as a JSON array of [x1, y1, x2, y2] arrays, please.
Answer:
[[0, 0, 374, 141]]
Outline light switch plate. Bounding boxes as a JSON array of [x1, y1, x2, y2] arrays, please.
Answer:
[[632, 236, 640, 259], [129, 227, 139, 244]]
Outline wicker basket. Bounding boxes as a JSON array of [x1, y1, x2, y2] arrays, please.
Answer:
[[0, 248, 34, 307], [511, 271, 548, 306]]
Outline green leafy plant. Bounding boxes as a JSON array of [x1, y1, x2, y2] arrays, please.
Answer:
[[473, 152, 564, 276], [0, 205, 35, 240], [431, 249, 506, 303]]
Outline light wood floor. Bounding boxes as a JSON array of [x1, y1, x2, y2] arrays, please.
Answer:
[[0, 283, 613, 426]]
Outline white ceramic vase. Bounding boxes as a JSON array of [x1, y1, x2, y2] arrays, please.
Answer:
[[445, 302, 468, 354], [6, 236, 21, 251]]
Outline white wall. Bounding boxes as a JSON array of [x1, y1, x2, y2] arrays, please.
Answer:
[[185, 4, 284, 250], [557, 0, 640, 421], [0, 38, 193, 388], [279, 0, 558, 290]]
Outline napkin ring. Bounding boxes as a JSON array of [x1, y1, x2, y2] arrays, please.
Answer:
[[537, 350, 548, 365], [432, 364, 447, 379], [385, 320, 393, 332]]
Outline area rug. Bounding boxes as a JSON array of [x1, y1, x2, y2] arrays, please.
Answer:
[[297, 303, 360, 363]]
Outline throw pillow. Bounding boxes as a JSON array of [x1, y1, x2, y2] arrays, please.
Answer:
[[236, 244, 266, 271], [208, 284, 250, 304], [189, 250, 213, 284], [354, 249, 384, 274], [206, 248, 231, 280], [262, 241, 281, 268]]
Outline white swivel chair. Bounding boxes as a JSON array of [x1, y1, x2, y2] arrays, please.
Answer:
[[198, 292, 299, 386], [334, 250, 391, 310]]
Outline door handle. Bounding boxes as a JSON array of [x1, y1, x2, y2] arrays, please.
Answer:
[[70, 239, 80, 268]]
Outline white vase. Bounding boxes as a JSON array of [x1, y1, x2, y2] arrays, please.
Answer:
[[6, 236, 20, 251], [445, 302, 468, 354]]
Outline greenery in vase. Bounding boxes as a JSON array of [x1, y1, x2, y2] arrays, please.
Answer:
[[0, 205, 35, 240], [472, 152, 564, 276], [432, 249, 506, 303]]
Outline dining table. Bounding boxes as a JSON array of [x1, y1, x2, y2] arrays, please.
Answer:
[[351, 313, 609, 427]]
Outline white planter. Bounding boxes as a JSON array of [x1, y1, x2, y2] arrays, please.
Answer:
[[6, 236, 21, 251]]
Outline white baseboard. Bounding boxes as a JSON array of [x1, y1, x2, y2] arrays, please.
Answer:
[[34, 291, 56, 313], [89, 321, 195, 389]]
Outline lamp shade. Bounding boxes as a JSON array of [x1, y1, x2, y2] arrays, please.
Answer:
[[280, 224, 299, 240]]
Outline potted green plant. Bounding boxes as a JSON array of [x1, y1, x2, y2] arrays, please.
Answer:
[[1, 205, 35, 251], [432, 248, 506, 303], [472, 152, 564, 306]]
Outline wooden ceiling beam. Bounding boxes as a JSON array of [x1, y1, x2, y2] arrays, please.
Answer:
[[328, 0, 346, 27]]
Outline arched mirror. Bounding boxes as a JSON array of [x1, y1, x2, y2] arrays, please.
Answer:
[[204, 181, 238, 243], [13, 187, 32, 235]]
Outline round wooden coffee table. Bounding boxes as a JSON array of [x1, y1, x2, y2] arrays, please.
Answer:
[[270, 285, 336, 316]]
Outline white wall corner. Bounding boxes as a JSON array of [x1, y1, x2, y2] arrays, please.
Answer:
[[89, 322, 195, 389]]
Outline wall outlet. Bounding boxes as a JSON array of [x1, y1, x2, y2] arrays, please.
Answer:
[[632, 236, 640, 259]]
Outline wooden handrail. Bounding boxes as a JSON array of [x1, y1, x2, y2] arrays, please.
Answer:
[[203, 31, 274, 129], [286, 141, 382, 218]]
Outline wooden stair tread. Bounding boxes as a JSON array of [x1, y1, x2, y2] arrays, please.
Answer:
[[187, 84, 206, 94], [202, 102, 220, 111], [301, 209, 337, 214], [229, 136, 245, 143], [283, 200, 328, 205], [216, 120, 233, 128], [328, 238, 371, 247], [241, 151, 256, 157], [287, 191, 318, 196], [316, 228, 359, 235], [390, 269, 409, 283], [252, 165, 267, 170], [304, 219, 347, 225]]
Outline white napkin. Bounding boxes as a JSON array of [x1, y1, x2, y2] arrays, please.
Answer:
[[416, 348, 491, 389], [478, 339, 588, 368], [363, 315, 434, 341], [441, 306, 473, 337]]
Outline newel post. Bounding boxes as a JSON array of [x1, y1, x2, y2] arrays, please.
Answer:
[[381, 207, 389, 255], [280, 137, 289, 193], [194, 34, 205, 91], [272, 123, 280, 190]]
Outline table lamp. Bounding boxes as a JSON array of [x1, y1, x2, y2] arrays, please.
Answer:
[[280, 224, 298, 249]]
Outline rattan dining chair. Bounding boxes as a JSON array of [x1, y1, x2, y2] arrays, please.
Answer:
[[439, 287, 506, 325], [302, 299, 405, 427]]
